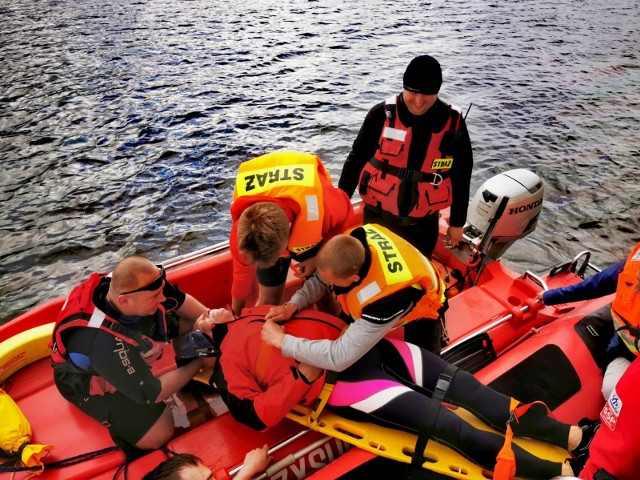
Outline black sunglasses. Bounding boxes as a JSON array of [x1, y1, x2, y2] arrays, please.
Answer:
[[121, 265, 166, 295]]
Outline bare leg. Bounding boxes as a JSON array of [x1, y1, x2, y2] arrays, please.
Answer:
[[568, 425, 582, 451], [135, 407, 175, 450], [562, 462, 576, 476]]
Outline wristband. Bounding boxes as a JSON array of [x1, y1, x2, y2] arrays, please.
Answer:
[[291, 365, 315, 384]]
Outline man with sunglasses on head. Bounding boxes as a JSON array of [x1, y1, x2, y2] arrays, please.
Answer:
[[51, 255, 218, 455]]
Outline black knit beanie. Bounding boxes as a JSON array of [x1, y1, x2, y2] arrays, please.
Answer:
[[403, 55, 442, 94]]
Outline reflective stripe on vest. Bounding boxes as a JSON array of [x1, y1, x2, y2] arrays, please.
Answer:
[[87, 307, 107, 328]]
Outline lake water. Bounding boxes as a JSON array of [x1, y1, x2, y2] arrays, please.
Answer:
[[1, 0, 639, 324]]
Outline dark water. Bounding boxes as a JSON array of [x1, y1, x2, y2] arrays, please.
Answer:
[[1, 0, 639, 325]]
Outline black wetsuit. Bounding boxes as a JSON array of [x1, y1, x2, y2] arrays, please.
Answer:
[[328, 338, 570, 479], [53, 277, 184, 452]]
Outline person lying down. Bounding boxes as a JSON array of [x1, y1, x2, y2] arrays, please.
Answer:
[[197, 306, 593, 479]]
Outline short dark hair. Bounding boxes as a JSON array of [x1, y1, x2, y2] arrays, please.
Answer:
[[237, 202, 290, 267], [316, 234, 364, 278], [142, 453, 202, 480]]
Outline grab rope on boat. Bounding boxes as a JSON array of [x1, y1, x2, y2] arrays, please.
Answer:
[[0, 446, 122, 474], [0, 446, 182, 480]]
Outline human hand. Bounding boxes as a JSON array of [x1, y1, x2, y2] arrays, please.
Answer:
[[237, 444, 271, 480], [265, 303, 297, 322], [445, 226, 463, 248], [297, 363, 323, 383], [291, 258, 316, 279], [535, 291, 545, 304], [261, 320, 286, 349]]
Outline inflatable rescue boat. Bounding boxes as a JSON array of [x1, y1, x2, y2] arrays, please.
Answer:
[[0, 169, 611, 480]]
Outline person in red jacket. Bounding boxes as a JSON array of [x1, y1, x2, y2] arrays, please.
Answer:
[[201, 306, 345, 430], [579, 356, 640, 480], [200, 307, 590, 479], [229, 151, 355, 314], [538, 242, 640, 401]]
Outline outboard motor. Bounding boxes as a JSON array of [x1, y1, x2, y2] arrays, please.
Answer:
[[465, 169, 544, 263]]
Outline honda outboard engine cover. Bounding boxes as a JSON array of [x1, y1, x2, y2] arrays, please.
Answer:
[[466, 169, 544, 260]]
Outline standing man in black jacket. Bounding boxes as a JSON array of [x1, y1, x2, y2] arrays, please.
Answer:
[[338, 54, 473, 259]]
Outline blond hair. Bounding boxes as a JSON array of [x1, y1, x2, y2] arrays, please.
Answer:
[[110, 256, 158, 294], [316, 234, 364, 279], [237, 202, 290, 266]]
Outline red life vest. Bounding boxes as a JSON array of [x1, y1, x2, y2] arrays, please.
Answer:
[[581, 357, 640, 480], [358, 96, 461, 221], [611, 242, 640, 355], [50, 272, 164, 367], [232, 151, 332, 255], [337, 224, 446, 323]]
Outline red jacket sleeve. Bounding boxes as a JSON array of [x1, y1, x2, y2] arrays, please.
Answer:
[[319, 175, 356, 240], [229, 220, 258, 302]]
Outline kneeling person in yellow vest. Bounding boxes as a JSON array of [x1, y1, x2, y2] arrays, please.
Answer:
[[260, 226, 591, 478], [263, 223, 447, 369]]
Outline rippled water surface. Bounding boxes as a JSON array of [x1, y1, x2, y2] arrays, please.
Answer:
[[1, 0, 639, 324]]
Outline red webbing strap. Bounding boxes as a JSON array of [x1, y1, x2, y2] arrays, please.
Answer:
[[494, 399, 551, 480], [244, 314, 274, 385], [453, 106, 462, 130], [51, 314, 152, 367], [254, 339, 273, 386], [212, 466, 232, 480]]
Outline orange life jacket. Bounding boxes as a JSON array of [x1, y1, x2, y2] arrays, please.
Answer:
[[337, 224, 446, 323], [358, 96, 461, 220], [611, 242, 640, 355], [232, 151, 333, 255]]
